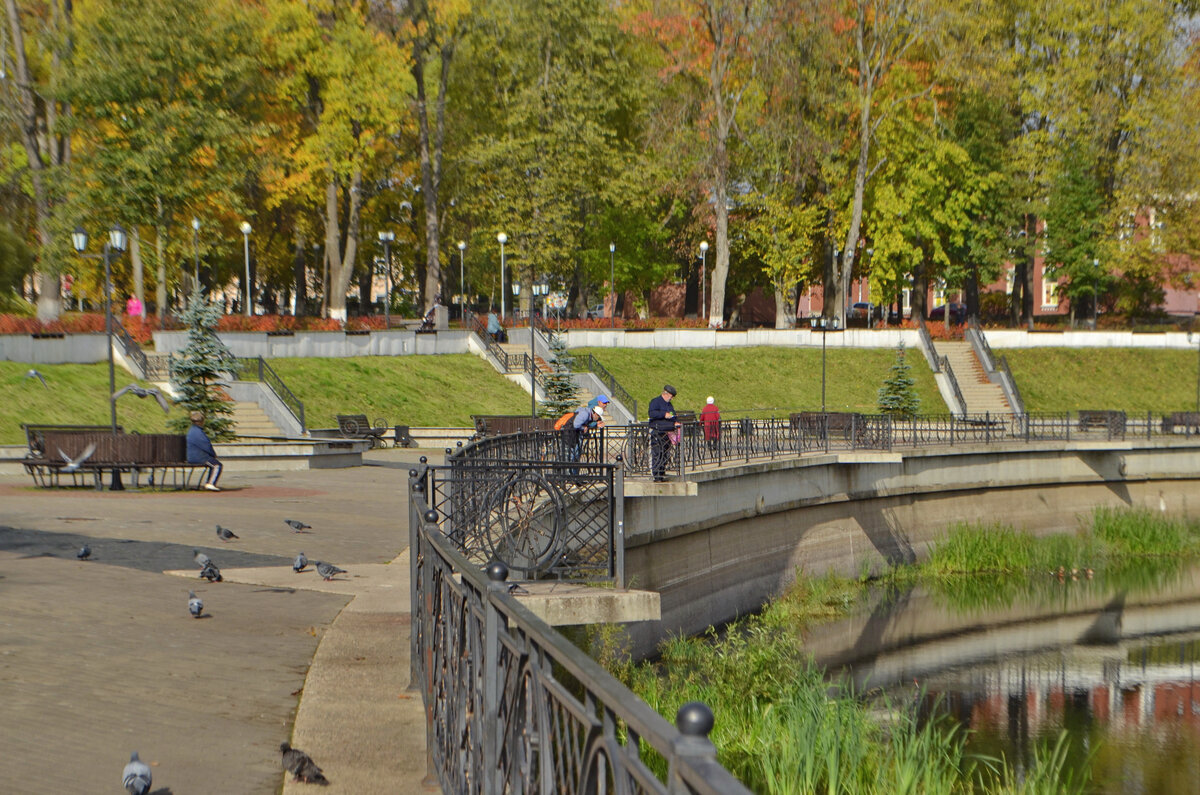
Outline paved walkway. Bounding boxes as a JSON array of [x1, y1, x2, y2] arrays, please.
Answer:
[[0, 449, 436, 794]]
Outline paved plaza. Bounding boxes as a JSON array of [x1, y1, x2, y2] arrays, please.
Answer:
[[0, 450, 435, 794]]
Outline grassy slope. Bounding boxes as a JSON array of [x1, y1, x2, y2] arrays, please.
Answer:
[[0, 361, 180, 444], [573, 346, 944, 417], [267, 354, 530, 429], [1001, 348, 1200, 412]]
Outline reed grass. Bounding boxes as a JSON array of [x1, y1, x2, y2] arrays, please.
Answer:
[[612, 505, 1200, 794]]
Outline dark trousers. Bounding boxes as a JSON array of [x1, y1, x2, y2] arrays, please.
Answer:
[[561, 427, 582, 474], [651, 430, 672, 480]]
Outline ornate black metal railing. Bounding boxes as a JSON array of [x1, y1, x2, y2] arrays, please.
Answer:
[[234, 356, 306, 432], [576, 353, 639, 419], [409, 460, 752, 795], [111, 317, 150, 379]]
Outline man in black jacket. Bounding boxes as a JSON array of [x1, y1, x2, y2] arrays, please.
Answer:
[[647, 384, 679, 482]]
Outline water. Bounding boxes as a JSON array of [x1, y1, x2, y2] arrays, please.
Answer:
[[813, 567, 1200, 793]]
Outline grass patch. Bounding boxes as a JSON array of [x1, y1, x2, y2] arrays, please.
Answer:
[[574, 346, 945, 417], [1001, 348, 1200, 412], [0, 361, 179, 444], [267, 355, 530, 428]]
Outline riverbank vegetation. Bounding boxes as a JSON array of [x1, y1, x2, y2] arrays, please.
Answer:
[[608, 507, 1200, 794]]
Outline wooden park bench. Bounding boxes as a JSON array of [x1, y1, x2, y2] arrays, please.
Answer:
[[1162, 411, 1200, 435], [23, 428, 206, 490], [1078, 410, 1126, 435], [472, 415, 556, 438], [336, 414, 389, 448]]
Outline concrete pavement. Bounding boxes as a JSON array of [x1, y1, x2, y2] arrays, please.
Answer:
[[0, 449, 436, 794]]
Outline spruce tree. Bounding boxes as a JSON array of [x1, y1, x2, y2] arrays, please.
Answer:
[[877, 342, 920, 417], [539, 331, 580, 417], [168, 296, 238, 439]]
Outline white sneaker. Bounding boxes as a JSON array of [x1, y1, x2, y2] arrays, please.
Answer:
[[203, 483, 221, 492]]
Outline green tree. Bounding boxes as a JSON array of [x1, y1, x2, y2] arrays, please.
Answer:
[[60, 0, 265, 314], [168, 297, 238, 440], [539, 331, 579, 418], [877, 343, 919, 417]]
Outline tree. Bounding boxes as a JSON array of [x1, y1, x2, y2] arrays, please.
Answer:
[[1, 0, 74, 319], [877, 342, 919, 416], [168, 296, 237, 440], [61, 0, 264, 316], [539, 331, 579, 417]]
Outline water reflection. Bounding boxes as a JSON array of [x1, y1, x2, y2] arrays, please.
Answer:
[[810, 567, 1200, 794]]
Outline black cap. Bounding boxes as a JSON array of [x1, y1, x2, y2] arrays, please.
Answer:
[[663, 384, 677, 396]]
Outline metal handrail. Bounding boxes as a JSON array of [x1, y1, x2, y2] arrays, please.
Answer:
[[576, 353, 639, 419], [916, 320, 941, 372], [236, 356, 306, 431], [966, 317, 996, 373], [998, 353, 1026, 416], [111, 317, 149, 379], [939, 355, 967, 417], [409, 467, 751, 794], [468, 313, 525, 373]]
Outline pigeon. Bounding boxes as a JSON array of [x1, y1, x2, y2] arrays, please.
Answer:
[[192, 549, 212, 569], [188, 590, 203, 618], [199, 561, 223, 583], [293, 552, 308, 573], [216, 524, 239, 541], [58, 442, 97, 473], [77, 544, 91, 560], [285, 518, 312, 532], [24, 368, 48, 388], [281, 742, 328, 784], [122, 751, 152, 795], [112, 383, 172, 413], [507, 582, 529, 595], [314, 561, 346, 581]]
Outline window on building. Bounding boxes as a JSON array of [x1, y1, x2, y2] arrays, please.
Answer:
[[1041, 266, 1058, 308]]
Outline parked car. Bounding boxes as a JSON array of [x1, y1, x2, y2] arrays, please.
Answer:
[[849, 301, 880, 321], [928, 302, 967, 323], [585, 303, 606, 319]]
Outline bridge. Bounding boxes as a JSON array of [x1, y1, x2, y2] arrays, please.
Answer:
[[408, 413, 1200, 792]]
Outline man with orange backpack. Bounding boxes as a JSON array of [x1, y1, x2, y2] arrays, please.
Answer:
[[558, 402, 605, 474]]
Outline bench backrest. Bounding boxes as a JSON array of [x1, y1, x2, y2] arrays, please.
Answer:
[[42, 431, 187, 465], [24, 424, 125, 456], [471, 415, 556, 437]]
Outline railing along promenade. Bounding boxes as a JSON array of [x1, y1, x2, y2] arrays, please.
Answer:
[[408, 432, 753, 794]]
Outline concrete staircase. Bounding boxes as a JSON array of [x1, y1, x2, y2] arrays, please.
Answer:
[[933, 340, 1011, 415], [231, 400, 285, 438], [496, 341, 608, 413]]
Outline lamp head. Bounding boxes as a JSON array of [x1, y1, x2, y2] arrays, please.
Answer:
[[497, 232, 507, 245], [378, 230, 395, 243], [191, 217, 200, 231], [457, 240, 466, 251], [239, 221, 252, 235], [699, 241, 709, 254], [609, 242, 615, 253], [108, 225, 127, 253], [511, 283, 520, 296], [71, 226, 88, 253]]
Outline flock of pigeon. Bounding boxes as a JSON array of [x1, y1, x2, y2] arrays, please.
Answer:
[[104, 516, 347, 791]]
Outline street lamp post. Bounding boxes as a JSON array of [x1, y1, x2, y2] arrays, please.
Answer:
[[1189, 332, 1200, 413], [378, 230, 395, 329], [239, 221, 252, 316], [458, 240, 467, 321], [609, 242, 616, 328], [498, 232, 508, 319], [1091, 257, 1100, 330], [71, 224, 128, 488], [699, 241, 709, 321], [810, 315, 839, 413], [191, 217, 201, 297]]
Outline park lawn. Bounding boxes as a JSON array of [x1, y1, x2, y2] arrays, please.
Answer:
[[267, 354, 531, 429], [1000, 348, 1200, 413], [573, 346, 945, 417], [0, 361, 180, 445]]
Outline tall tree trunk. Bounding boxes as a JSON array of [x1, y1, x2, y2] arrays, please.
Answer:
[[326, 169, 362, 321], [292, 229, 308, 316], [774, 285, 795, 329], [411, 33, 455, 314], [155, 198, 167, 316], [5, 0, 62, 320], [130, 228, 145, 310]]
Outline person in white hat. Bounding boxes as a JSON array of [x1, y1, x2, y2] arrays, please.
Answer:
[[700, 395, 721, 459], [563, 401, 605, 474]]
